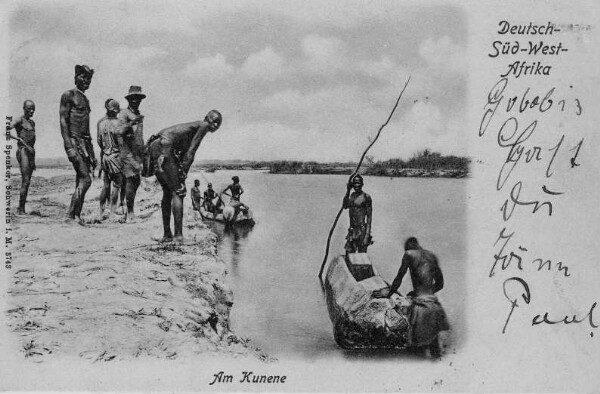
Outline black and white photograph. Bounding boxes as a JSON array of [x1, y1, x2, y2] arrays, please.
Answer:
[[1, 0, 599, 392]]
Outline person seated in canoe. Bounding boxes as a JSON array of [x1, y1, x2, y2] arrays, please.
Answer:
[[143, 110, 222, 243], [220, 175, 248, 221], [343, 174, 373, 256], [202, 182, 219, 213], [373, 237, 450, 358]]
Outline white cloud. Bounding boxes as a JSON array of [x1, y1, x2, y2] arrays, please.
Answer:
[[241, 46, 287, 80], [261, 86, 383, 130], [370, 101, 468, 160], [419, 35, 467, 74], [8, 2, 467, 161], [261, 89, 303, 112], [358, 55, 398, 80], [259, 0, 417, 29], [301, 34, 347, 75], [183, 54, 234, 80], [203, 120, 343, 161], [406, 101, 443, 135]]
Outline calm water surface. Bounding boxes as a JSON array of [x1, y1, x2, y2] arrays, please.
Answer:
[[189, 170, 467, 361]]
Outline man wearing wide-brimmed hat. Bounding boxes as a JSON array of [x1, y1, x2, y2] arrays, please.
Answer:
[[117, 85, 146, 223], [59, 64, 97, 223]]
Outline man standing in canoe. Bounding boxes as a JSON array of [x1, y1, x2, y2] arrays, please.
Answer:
[[343, 174, 373, 255], [7, 100, 37, 215], [373, 237, 449, 357], [97, 99, 123, 219], [220, 175, 248, 222], [59, 64, 97, 223], [143, 110, 222, 243], [118, 85, 146, 223]]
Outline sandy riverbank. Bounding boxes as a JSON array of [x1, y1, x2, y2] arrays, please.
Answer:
[[4, 170, 270, 363]]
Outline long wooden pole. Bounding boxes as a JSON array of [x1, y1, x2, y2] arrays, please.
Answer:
[[318, 77, 411, 279]]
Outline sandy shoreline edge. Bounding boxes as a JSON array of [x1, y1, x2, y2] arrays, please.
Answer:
[[4, 171, 270, 364]]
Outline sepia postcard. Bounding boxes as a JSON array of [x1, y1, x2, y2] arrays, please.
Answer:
[[0, 0, 599, 392]]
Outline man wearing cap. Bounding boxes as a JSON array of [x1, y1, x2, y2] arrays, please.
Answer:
[[221, 175, 248, 222], [7, 100, 37, 215], [59, 64, 97, 223], [144, 110, 222, 243], [117, 85, 146, 223], [97, 99, 123, 218], [343, 174, 373, 255]]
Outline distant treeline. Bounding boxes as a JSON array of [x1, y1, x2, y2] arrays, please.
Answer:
[[32, 150, 470, 178], [266, 150, 470, 178], [267, 161, 357, 175], [364, 150, 470, 178]]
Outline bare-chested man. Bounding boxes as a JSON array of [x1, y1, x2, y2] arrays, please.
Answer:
[[373, 237, 449, 357], [343, 174, 373, 255], [220, 175, 249, 221], [117, 86, 146, 222], [203, 182, 219, 213], [7, 100, 37, 214], [97, 99, 123, 218], [144, 110, 222, 243], [59, 65, 97, 223], [191, 179, 202, 218]]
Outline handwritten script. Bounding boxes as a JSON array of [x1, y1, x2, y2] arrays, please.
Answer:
[[479, 20, 596, 335]]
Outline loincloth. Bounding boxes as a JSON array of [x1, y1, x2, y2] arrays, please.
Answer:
[[408, 294, 450, 347], [70, 135, 95, 170], [101, 152, 122, 176], [143, 136, 186, 195], [344, 225, 372, 251], [142, 135, 161, 177], [16, 146, 36, 172], [121, 151, 142, 178]]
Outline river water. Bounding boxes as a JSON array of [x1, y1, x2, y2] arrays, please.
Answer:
[[189, 170, 467, 361]]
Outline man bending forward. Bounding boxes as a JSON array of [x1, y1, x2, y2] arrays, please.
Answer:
[[144, 110, 222, 243]]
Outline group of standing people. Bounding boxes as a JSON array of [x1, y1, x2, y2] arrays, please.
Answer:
[[58, 64, 147, 223], [94, 84, 146, 221], [8, 64, 222, 243]]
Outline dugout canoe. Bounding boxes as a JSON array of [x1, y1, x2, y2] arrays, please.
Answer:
[[324, 253, 412, 349], [199, 205, 255, 226]]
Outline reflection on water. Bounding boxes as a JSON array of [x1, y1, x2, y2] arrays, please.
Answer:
[[189, 170, 467, 361], [206, 221, 252, 278]]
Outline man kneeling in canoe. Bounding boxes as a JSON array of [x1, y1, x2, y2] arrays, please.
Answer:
[[373, 237, 449, 358], [143, 110, 222, 243]]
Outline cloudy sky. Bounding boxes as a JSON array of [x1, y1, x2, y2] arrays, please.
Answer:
[[7, 0, 467, 162]]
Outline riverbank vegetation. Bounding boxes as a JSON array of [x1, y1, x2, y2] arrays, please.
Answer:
[[265, 150, 470, 178], [30, 150, 469, 178]]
